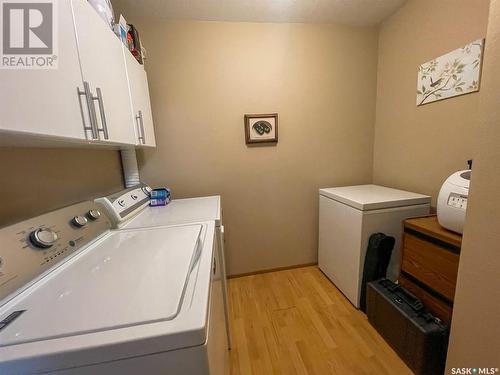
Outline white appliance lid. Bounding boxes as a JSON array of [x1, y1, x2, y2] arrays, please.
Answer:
[[319, 184, 431, 211], [446, 170, 471, 188], [124, 196, 221, 229], [0, 225, 202, 347]]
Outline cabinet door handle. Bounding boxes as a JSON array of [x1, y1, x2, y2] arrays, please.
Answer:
[[77, 81, 98, 139], [136, 110, 146, 144], [94, 88, 109, 140], [135, 113, 142, 143]]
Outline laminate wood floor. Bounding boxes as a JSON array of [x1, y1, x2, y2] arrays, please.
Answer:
[[228, 266, 413, 375]]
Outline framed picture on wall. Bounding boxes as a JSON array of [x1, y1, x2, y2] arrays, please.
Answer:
[[416, 38, 485, 106], [244, 113, 278, 145]]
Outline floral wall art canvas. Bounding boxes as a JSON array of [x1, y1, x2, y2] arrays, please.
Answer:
[[416, 39, 484, 106]]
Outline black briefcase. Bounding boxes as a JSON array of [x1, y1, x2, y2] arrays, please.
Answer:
[[366, 279, 448, 375]]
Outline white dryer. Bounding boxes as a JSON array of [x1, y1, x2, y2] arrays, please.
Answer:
[[318, 184, 431, 308], [0, 201, 225, 374], [96, 184, 232, 350]]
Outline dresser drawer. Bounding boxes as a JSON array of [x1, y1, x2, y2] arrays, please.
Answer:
[[401, 233, 460, 301], [399, 275, 453, 325]]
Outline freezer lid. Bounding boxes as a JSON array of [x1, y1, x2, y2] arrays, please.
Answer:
[[319, 184, 431, 211], [0, 225, 202, 347]]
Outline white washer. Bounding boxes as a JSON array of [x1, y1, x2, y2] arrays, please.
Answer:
[[95, 184, 232, 350], [0, 201, 225, 374], [318, 184, 431, 308]]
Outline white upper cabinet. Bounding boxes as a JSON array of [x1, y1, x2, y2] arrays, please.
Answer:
[[0, 0, 88, 142], [0, 0, 155, 148], [123, 46, 156, 147], [71, 0, 136, 145]]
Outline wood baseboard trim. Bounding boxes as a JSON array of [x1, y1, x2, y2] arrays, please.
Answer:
[[228, 262, 318, 279]]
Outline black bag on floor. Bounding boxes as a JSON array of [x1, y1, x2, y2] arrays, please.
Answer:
[[359, 233, 395, 311], [366, 279, 448, 375]]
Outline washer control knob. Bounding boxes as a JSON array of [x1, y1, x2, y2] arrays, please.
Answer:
[[72, 215, 88, 227], [87, 209, 101, 221], [29, 228, 58, 248]]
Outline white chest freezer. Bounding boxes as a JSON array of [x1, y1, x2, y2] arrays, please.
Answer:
[[318, 184, 431, 308]]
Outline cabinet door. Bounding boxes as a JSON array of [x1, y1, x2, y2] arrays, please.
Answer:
[[71, 0, 135, 145], [123, 46, 156, 147], [0, 1, 89, 141]]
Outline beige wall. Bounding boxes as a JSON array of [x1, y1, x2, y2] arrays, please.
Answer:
[[446, 0, 500, 368], [133, 20, 379, 275], [373, 0, 490, 205], [0, 148, 124, 227]]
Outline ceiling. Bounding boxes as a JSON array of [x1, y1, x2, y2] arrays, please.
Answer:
[[113, 0, 407, 26]]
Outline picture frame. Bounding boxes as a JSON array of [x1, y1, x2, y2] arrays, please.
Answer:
[[244, 113, 278, 145], [416, 39, 485, 106]]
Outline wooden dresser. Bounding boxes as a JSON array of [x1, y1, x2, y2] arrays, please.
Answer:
[[399, 216, 461, 326]]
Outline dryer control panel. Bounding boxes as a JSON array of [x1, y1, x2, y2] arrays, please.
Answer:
[[95, 183, 151, 227], [0, 202, 111, 304]]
